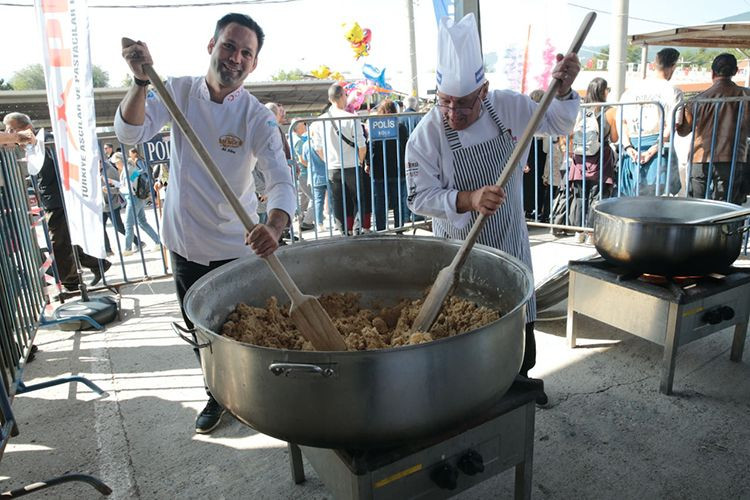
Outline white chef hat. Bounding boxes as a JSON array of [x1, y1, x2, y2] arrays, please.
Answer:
[[436, 13, 486, 97]]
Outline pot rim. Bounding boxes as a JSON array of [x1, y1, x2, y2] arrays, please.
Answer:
[[184, 235, 533, 355]]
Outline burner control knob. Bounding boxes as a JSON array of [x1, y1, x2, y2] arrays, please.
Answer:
[[702, 309, 723, 325], [430, 462, 459, 490], [719, 306, 735, 321], [457, 449, 485, 476]]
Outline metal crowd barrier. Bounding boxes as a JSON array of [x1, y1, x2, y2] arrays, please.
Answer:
[[286, 110, 428, 241], [20, 139, 171, 302], [0, 147, 111, 497], [525, 100, 669, 233], [98, 141, 169, 285], [526, 97, 750, 231]]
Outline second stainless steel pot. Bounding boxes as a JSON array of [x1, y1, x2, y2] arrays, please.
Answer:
[[592, 196, 748, 276]]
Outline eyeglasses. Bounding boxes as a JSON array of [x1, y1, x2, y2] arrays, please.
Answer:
[[434, 90, 482, 114]]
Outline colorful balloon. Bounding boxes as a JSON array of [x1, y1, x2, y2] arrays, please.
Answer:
[[344, 22, 372, 60]]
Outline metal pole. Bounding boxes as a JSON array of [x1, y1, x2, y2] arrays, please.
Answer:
[[406, 0, 419, 97], [641, 45, 648, 79], [454, 0, 481, 48], [608, 0, 629, 100]]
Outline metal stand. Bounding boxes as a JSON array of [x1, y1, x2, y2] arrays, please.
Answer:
[[567, 263, 750, 395], [288, 381, 540, 499]]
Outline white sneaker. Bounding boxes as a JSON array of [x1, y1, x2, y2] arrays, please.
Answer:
[[574, 232, 585, 244], [123, 249, 136, 256], [151, 245, 162, 252]]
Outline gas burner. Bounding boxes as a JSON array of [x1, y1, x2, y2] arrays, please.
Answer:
[[638, 273, 704, 285]]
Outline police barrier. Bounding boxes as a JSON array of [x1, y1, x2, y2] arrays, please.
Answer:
[[287, 110, 427, 241], [0, 148, 44, 385]]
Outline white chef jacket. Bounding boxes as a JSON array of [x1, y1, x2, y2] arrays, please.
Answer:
[[114, 76, 296, 265], [405, 89, 579, 229]]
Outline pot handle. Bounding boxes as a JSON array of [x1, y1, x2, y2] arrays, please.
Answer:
[[171, 322, 211, 349], [269, 362, 336, 378], [725, 223, 750, 236]]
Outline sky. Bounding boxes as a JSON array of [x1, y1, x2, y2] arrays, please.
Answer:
[[2, 0, 750, 97]]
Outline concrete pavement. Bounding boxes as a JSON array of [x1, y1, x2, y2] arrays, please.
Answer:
[[1, 229, 748, 499]]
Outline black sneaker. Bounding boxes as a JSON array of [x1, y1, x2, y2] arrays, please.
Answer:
[[195, 396, 226, 434]]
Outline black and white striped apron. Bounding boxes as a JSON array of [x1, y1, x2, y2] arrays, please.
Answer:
[[434, 98, 536, 322]]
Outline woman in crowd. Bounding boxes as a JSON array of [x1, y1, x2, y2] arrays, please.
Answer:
[[100, 154, 134, 256], [553, 77, 618, 241]]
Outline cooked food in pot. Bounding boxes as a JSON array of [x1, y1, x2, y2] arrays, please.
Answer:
[[221, 292, 501, 351]]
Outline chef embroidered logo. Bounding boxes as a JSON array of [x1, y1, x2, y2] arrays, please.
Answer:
[[219, 134, 243, 154]]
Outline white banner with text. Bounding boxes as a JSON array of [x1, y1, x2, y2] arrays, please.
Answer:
[[35, 0, 104, 258]]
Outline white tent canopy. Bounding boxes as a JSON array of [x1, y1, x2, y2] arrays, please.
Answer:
[[629, 22, 750, 49]]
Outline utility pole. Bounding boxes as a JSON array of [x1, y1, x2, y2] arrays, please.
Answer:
[[609, 0, 629, 100], [407, 0, 419, 96]]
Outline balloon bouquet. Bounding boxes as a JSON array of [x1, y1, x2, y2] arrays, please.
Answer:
[[309, 21, 393, 112]]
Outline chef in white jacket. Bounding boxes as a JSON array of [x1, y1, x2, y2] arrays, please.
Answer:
[[115, 13, 296, 434], [405, 13, 580, 384]]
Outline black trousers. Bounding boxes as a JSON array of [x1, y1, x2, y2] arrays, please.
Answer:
[[689, 161, 748, 205], [329, 167, 372, 232], [520, 322, 536, 377], [171, 251, 235, 397], [47, 206, 103, 287]]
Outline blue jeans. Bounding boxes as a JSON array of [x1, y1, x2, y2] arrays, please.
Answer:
[[124, 195, 160, 250], [373, 178, 412, 230], [312, 185, 327, 225]]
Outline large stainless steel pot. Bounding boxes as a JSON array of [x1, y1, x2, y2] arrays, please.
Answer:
[[183, 236, 532, 449], [593, 197, 749, 276]]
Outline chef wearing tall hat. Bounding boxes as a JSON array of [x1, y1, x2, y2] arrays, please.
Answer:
[[406, 13, 580, 383]]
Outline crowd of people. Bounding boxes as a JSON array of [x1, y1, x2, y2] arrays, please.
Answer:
[[259, 89, 424, 237]]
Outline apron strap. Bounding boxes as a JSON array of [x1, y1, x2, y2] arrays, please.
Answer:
[[442, 117, 462, 151]]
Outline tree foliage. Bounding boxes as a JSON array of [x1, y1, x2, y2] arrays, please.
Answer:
[[0, 79, 12, 91], [9, 63, 110, 90], [271, 68, 305, 81]]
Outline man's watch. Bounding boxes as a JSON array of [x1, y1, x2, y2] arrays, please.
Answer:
[[133, 76, 151, 87]]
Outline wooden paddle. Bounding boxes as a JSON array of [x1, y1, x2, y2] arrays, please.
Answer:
[[411, 12, 597, 333], [121, 38, 347, 351]]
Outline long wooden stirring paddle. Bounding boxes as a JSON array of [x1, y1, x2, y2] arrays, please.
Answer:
[[121, 38, 346, 351], [411, 12, 597, 333]]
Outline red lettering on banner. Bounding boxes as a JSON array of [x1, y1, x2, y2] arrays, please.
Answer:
[[56, 79, 79, 153], [41, 0, 68, 12], [45, 19, 72, 67]]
